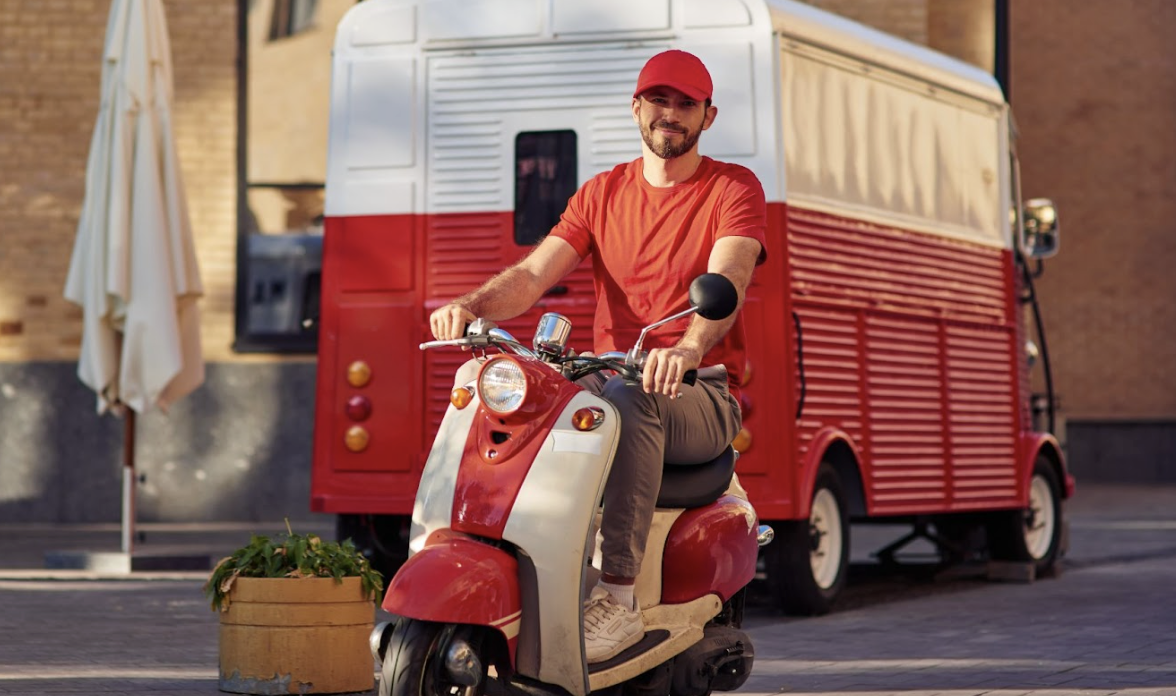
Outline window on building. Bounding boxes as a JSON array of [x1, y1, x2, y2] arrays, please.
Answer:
[[514, 130, 578, 246], [269, 0, 319, 40]]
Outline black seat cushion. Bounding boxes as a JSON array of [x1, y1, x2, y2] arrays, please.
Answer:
[[656, 446, 736, 508]]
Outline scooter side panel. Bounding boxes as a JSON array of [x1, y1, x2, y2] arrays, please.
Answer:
[[409, 363, 482, 555], [382, 531, 521, 661], [661, 495, 759, 604], [501, 391, 620, 696]]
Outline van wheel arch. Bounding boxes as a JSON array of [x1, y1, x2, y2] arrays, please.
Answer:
[[819, 439, 867, 518], [764, 440, 865, 616]]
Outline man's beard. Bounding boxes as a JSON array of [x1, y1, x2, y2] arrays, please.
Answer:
[[640, 118, 702, 159]]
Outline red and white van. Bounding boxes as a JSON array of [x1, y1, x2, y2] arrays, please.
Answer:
[[310, 0, 1069, 614]]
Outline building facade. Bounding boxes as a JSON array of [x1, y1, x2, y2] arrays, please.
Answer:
[[0, 0, 1169, 524]]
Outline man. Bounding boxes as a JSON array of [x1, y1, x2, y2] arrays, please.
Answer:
[[429, 49, 767, 663]]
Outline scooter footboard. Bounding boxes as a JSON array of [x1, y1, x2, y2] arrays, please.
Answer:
[[382, 530, 521, 663]]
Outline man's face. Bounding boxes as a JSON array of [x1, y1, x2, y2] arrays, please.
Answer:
[[633, 88, 716, 160]]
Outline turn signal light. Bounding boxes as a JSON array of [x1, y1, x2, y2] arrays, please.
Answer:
[[347, 361, 372, 388], [571, 407, 605, 431], [741, 362, 753, 387], [451, 386, 474, 410], [732, 427, 752, 454], [344, 425, 370, 452]]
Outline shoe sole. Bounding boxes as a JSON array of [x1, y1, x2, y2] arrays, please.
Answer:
[[586, 629, 644, 664]]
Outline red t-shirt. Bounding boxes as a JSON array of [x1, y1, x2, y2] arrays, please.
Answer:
[[549, 156, 768, 396]]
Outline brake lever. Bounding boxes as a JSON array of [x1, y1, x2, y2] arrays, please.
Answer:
[[419, 335, 493, 350]]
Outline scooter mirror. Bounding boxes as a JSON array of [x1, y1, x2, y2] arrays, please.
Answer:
[[689, 273, 739, 321]]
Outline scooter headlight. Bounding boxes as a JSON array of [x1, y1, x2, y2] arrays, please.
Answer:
[[478, 359, 527, 415]]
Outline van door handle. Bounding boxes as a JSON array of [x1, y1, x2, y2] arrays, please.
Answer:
[[543, 285, 568, 297], [793, 310, 806, 420]]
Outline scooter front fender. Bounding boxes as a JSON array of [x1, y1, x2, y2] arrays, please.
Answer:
[[382, 530, 521, 664]]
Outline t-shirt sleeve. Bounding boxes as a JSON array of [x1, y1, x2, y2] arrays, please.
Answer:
[[716, 168, 769, 265], [548, 181, 594, 260]]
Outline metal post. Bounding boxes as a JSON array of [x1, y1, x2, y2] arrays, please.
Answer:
[[121, 409, 136, 555]]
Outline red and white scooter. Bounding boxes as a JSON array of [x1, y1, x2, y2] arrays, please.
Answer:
[[370, 274, 773, 696]]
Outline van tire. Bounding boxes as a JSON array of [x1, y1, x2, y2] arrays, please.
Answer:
[[766, 464, 849, 616], [987, 459, 1063, 574]]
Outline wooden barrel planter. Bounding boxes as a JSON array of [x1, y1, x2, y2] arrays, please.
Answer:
[[218, 576, 375, 694]]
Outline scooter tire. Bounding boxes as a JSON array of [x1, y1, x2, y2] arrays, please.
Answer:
[[380, 619, 486, 696]]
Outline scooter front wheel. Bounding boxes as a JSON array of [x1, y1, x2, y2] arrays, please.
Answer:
[[380, 619, 487, 696]]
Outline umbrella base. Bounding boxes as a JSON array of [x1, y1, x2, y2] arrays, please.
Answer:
[[43, 550, 212, 573]]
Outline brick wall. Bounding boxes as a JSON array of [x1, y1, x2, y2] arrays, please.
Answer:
[[802, 0, 929, 45], [1010, 0, 1176, 420], [5, 0, 1173, 426], [0, 0, 239, 363]]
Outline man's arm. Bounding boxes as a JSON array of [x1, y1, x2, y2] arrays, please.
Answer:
[[430, 235, 583, 340], [643, 235, 763, 396]]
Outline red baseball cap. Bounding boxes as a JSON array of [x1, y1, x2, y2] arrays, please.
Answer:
[[633, 50, 713, 102]]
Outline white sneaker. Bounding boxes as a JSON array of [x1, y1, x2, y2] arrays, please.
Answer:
[[583, 586, 644, 663]]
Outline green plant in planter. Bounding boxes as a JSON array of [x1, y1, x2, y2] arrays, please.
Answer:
[[203, 521, 384, 611]]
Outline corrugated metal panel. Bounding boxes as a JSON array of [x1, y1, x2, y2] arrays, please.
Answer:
[[429, 50, 642, 114], [946, 325, 1017, 502], [589, 113, 640, 168], [422, 210, 596, 439], [789, 207, 1017, 513], [428, 48, 647, 212], [793, 307, 864, 465], [421, 48, 637, 445], [865, 316, 947, 507], [789, 209, 1007, 323], [425, 213, 506, 300], [429, 115, 505, 212]]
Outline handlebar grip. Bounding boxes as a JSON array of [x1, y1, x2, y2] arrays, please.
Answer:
[[682, 369, 698, 387]]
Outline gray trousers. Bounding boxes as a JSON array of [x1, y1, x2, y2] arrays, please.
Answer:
[[579, 367, 743, 578]]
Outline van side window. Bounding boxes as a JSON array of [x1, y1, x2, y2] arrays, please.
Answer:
[[514, 130, 577, 246]]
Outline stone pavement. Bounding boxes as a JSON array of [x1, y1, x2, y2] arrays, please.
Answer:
[[0, 484, 1174, 695]]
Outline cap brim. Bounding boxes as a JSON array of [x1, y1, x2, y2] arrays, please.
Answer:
[[634, 82, 710, 101]]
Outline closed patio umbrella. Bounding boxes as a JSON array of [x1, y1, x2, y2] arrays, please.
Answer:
[[64, 0, 204, 560]]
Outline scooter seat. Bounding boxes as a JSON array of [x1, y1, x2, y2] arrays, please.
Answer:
[[656, 446, 736, 508]]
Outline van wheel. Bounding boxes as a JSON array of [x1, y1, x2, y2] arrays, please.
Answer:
[[987, 460, 1063, 574], [766, 464, 849, 616]]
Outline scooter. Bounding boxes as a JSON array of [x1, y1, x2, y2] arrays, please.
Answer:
[[370, 273, 774, 696]]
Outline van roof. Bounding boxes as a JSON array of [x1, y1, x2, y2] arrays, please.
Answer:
[[767, 0, 1006, 104]]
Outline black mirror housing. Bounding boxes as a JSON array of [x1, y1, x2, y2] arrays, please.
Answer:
[[689, 273, 739, 321]]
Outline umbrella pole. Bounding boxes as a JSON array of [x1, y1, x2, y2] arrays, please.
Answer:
[[121, 409, 136, 555]]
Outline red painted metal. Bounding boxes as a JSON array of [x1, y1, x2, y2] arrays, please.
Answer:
[[311, 200, 1067, 525], [381, 529, 520, 664], [661, 495, 760, 604], [310, 214, 423, 514], [778, 206, 1028, 518], [450, 358, 583, 539]]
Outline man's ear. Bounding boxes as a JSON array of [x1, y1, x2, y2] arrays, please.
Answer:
[[702, 104, 718, 131], [632, 97, 642, 124]]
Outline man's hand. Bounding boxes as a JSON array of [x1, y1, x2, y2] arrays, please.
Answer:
[[643, 345, 703, 398], [430, 303, 476, 340]]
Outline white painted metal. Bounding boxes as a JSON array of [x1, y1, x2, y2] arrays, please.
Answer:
[[1025, 473, 1057, 560], [326, 0, 779, 218], [502, 390, 620, 696], [810, 487, 843, 590], [408, 362, 483, 555], [327, 0, 1015, 250]]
